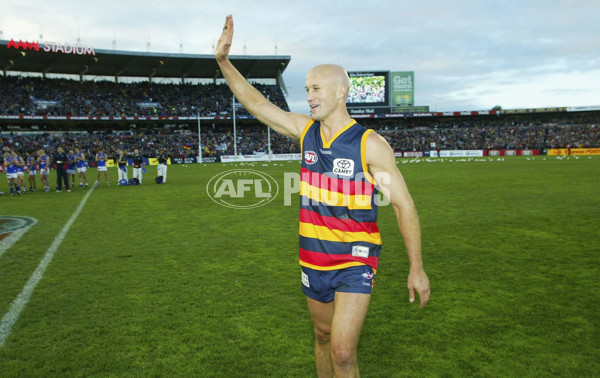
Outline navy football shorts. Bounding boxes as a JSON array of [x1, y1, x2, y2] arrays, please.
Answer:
[[301, 265, 375, 303]]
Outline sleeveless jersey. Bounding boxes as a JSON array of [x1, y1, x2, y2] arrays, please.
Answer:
[[27, 156, 37, 171], [5, 156, 17, 174], [299, 119, 382, 272], [76, 152, 86, 168], [67, 154, 75, 169], [39, 155, 49, 169], [15, 156, 25, 173], [97, 152, 107, 167]]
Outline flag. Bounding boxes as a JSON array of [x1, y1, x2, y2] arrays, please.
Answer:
[[184, 143, 192, 150]]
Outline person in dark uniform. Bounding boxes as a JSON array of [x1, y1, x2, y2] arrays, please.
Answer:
[[116, 149, 129, 184], [54, 147, 70, 192], [157, 149, 169, 183], [131, 149, 144, 184]]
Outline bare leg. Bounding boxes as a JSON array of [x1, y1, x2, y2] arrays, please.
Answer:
[[307, 292, 371, 377]]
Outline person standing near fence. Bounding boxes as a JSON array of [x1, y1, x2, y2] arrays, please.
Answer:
[[67, 149, 76, 189], [37, 149, 51, 192], [26, 151, 37, 191], [4, 150, 20, 196], [74, 148, 88, 188], [132, 149, 144, 184], [157, 149, 168, 183], [116, 149, 129, 184], [54, 146, 70, 192], [95, 148, 109, 186]]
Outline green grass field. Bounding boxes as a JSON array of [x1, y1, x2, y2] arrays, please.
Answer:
[[0, 156, 599, 377]]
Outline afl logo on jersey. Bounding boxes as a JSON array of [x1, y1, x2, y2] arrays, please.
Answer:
[[333, 158, 355, 177], [304, 151, 318, 165]]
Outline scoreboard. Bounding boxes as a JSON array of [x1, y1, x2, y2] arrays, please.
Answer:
[[347, 70, 426, 115]]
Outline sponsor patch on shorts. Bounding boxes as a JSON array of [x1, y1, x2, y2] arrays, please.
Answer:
[[302, 271, 310, 287]]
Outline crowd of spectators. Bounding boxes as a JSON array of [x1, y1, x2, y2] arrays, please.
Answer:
[[0, 76, 289, 118], [1, 114, 598, 166], [1, 76, 599, 164], [0, 123, 300, 164], [362, 114, 600, 151]]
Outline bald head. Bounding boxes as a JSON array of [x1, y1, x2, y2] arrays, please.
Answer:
[[307, 64, 351, 100]]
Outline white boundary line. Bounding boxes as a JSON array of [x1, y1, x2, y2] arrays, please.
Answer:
[[0, 185, 95, 347]]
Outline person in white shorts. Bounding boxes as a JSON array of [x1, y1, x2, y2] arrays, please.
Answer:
[[74, 148, 88, 188], [4, 150, 20, 195], [26, 151, 37, 191], [95, 148, 109, 186], [37, 149, 51, 192], [156, 149, 169, 183], [67, 149, 76, 189], [116, 149, 129, 184], [13, 150, 26, 193], [131, 149, 144, 184]]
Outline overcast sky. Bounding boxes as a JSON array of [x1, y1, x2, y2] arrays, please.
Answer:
[[2, 0, 599, 114]]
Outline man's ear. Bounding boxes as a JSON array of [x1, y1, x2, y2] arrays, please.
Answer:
[[338, 85, 349, 100]]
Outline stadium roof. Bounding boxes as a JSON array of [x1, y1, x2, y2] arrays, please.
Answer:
[[0, 39, 291, 88]]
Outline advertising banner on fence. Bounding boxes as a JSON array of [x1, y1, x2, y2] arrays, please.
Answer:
[[570, 148, 600, 155], [487, 149, 540, 156], [548, 148, 600, 156], [403, 151, 425, 158], [220, 154, 301, 163], [439, 150, 484, 158]]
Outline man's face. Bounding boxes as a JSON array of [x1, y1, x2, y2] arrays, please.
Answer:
[[305, 68, 340, 121]]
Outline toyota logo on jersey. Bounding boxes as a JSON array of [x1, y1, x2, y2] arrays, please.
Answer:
[[332, 158, 354, 176], [304, 151, 318, 165]]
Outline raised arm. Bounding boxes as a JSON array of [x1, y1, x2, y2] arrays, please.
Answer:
[[215, 15, 309, 140], [366, 132, 430, 309]]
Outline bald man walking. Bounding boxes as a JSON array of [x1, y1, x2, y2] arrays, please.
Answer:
[[215, 15, 430, 377]]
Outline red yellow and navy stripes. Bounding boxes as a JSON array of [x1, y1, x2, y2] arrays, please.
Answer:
[[298, 119, 382, 272]]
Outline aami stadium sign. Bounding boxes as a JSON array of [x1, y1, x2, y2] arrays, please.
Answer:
[[7, 39, 95, 56]]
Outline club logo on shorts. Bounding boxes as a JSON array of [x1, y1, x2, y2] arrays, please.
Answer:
[[304, 151, 318, 165], [361, 272, 374, 280], [302, 271, 310, 287]]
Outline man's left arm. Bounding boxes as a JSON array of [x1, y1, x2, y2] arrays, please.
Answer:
[[366, 132, 430, 309]]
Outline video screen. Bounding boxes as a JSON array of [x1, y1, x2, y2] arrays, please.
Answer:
[[347, 71, 389, 107]]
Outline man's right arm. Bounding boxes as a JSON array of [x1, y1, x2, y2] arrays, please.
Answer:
[[215, 15, 309, 140]]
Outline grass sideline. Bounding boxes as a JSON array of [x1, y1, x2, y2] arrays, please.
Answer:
[[0, 156, 598, 377]]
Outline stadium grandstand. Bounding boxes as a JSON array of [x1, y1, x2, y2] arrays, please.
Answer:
[[1, 38, 599, 167]]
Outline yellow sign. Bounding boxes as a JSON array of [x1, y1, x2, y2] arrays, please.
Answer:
[[548, 148, 600, 156], [571, 148, 600, 155]]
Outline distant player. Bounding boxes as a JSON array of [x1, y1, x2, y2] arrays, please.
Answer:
[[95, 148, 109, 186], [116, 149, 129, 184], [26, 151, 37, 191], [4, 150, 20, 196], [74, 148, 88, 188], [67, 149, 76, 189], [13, 150, 26, 194], [156, 149, 168, 183], [131, 149, 144, 184], [37, 149, 51, 192]]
